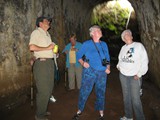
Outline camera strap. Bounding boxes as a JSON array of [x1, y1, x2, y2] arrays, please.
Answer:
[[92, 40, 106, 61]]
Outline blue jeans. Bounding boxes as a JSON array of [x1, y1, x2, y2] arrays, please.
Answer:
[[78, 67, 107, 111], [119, 72, 145, 120]]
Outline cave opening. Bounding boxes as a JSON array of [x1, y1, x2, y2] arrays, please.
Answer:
[[91, 0, 140, 66]]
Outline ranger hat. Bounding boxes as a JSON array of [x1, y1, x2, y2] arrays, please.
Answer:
[[36, 16, 52, 27]]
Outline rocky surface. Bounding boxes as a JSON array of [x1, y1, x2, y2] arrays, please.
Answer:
[[2, 68, 160, 120]]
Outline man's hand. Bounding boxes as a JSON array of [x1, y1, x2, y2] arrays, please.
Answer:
[[30, 57, 36, 66], [48, 43, 54, 50]]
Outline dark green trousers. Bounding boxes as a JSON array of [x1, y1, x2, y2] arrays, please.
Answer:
[[33, 59, 54, 118]]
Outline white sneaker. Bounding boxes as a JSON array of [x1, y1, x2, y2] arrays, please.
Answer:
[[50, 95, 56, 102], [140, 88, 143, 96], [120, 116, 133, 120]]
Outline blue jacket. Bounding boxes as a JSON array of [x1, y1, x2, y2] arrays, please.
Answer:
[[77, 40, 110, 71], [62, 41, 82, 68]]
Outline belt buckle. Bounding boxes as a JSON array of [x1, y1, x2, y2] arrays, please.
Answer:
[[39, 58, 46, 61]]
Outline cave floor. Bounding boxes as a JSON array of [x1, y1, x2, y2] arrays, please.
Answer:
[[3, 68, 160, 120]]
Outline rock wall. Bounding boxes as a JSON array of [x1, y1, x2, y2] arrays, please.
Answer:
[[0, 0, 32, 112], [130, 0, 160, 88]]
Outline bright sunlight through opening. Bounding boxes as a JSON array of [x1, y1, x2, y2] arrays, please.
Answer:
[[108, 0, 134, 12]]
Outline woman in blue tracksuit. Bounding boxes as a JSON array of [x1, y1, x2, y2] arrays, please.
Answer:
[[72, 25, 110, 120]]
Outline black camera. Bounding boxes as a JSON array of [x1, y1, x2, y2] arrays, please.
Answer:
[[82, 55, 89, 63], [102, 59, 109, 66]]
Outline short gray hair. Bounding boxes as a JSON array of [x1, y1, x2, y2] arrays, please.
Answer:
[[89, 25, 101, 37], [121, 29, 132, 41]]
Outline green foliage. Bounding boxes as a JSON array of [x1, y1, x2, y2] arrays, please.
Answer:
[[91, 1, 131, 35]]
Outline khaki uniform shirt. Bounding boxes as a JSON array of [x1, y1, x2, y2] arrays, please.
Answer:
[[29, 27, 54, 59]]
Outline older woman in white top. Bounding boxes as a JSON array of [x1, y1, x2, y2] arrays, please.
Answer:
[[117, 29, 149, 120]]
